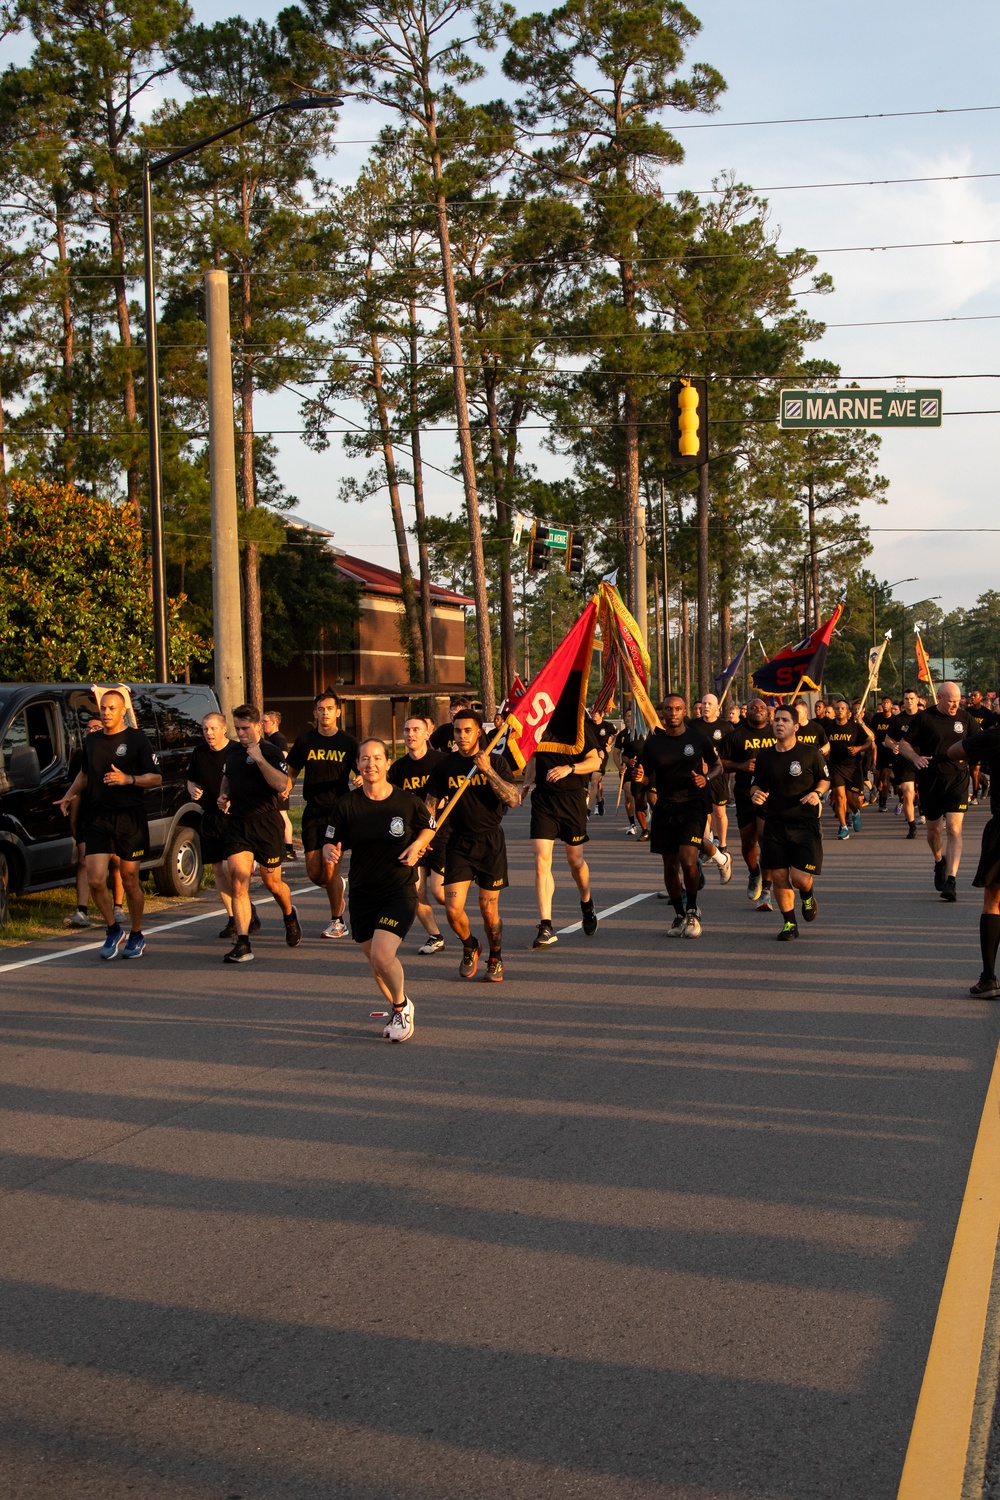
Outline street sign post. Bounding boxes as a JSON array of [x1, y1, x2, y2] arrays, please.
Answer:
[[779, 389, 942, 429]]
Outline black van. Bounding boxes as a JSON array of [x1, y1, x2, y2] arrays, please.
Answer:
[[0, 682, 222, 926]]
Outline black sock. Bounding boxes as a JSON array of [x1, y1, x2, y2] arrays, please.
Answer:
[[980, 915, 1000, 981], [463, 937, 479, 954], [581, 897, 595, 911], [489, 948, 502, 961], [748, 864, 759, 876]]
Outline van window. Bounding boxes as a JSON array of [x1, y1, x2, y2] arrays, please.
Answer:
[[1, 701, 61, 774], [152, 687, 218, 747]]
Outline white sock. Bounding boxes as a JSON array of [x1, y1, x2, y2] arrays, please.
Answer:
[[710, 848, 727, 867]]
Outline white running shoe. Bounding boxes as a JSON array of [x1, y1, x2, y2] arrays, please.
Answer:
[[717, 851, 733, 884], [64, 907, 90, 929], [418, 933, 445, 954], [322, 918, 349, 939], [625, 824, 638, 837], [667, 914, 686, 937], [383, 998, 414, 1042], [683, 907, 702, 938]]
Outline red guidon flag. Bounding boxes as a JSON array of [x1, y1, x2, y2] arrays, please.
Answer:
[[751, 602, 843, 696], [915, 632, 934, 686], [505, 598, 598, 771]]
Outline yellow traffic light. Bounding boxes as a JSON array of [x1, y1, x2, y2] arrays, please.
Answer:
[[678, 379, 700, 457], [669, 377, 708, 466]]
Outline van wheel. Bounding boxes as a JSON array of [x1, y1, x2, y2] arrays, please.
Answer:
[[0, 851, 8, 928], [153, 825, 202, 898]]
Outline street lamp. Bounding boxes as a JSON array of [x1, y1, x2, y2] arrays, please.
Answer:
[[900, 594, 941, 690], [141, 92, 342, 682]]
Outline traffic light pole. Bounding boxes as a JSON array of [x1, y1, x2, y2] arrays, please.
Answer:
[[696, 457, 710, 699]]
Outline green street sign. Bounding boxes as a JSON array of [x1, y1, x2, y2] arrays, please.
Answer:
[[779, 389, 942, 429], [547, 526, 570, 548]]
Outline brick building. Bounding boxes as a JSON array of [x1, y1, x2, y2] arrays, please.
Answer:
[[262, 537, 474, 747]]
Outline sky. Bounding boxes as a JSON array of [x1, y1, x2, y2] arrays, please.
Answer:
[[14, 0, 1000, 612]]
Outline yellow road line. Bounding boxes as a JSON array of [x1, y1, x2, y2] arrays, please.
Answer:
[[897, 1037, 1000, 1499]]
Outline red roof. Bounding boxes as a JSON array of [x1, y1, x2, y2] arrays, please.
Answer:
[[334, 551, 473, 607]]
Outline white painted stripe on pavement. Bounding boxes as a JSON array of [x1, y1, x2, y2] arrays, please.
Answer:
[[0, 885, 320, 975], [557, 890, 655, 936]]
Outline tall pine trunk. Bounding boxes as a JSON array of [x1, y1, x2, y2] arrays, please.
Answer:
[[56, 214, 75, 478], [240, 266, 264, 710], [408, 286, 435, 683], [482, 362, 517, 697], [369, 329, 423, 679]]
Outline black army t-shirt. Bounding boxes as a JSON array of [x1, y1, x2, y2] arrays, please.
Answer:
[[388, 746, 445, 799], [325, 786, 433, 898], [902, 706, 977, 779], [639, 727, 718, 806], [429, 722, 457, 753], [186, 739, 228, 806], [794, 718, 829, 750], [287, 728, 358, 808], [592, 719, 618, 762], [825, 718, 869, 772], [534, 717, 601, 804], [751, 743, 828, 825], [725, 723, 777, 792], [425, 752, 515, 842], [963, 729, 1000, 815], [866, 707, 894, 746], [224, 739, 288, 814], [84, 728, 158, 812]]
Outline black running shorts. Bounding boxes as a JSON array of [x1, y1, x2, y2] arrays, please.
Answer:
[[707, 768, 729, 807], [875, 745, 895, 770], [349, 887, 417, 945], [623, 775, 648, 812], [735, 789, 759, 831], [419, 844, 447, 877], [893, 756, 916, 786], [223, 809, 286, 868], [301, 805, 339, 854], [917, 772, 969, 823], [649, 802, 705, 855], [760, 816, 823, 877], [829, 760, 863, 791], [444, 831, 508, 890], [84, 811, 149, 862], [529, 789, 589, 845], [973, 816, 1000, 890], [199, 814, 227, 867]]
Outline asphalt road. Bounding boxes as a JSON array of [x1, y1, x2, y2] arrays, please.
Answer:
[[2, 797, 999, 1500]]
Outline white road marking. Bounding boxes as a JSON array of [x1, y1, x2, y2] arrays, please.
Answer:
[[0, 886, 320, 975], [557, 890, 656, 936]]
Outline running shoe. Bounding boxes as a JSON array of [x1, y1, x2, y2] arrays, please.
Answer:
[[933, 858, 946, 891], [969, 976, 1000, 999], [99, 923, 125, 961], [878, 795, 888, 811], [919, 815, 926, 826], [249, 905, 261, 935], [417, 933, 445, 954], [284, 907, 303, 946], [851, 810, 863, 833], [223, 939, 254, 963], [64, 907, 89, 929], [656, 889, 671, 899], [113, 905, 127, 927], [322, 917, 349, 939], [757, 886, 773, 912], [667, 914, 686, 937], [940, 876, 957, 903], [626, 824, 638, 837], [219, 916, 236, 940], [483, 956, 504, 982], [682, 907, 702, 938], [837, 826, 850, 840], [383, 998, 414, 1042], [777, 919, 799, 941], [894, 800, 903, 818], [717, 851, 733, 885], [800, 893, 818, 923], [285, 844, 297, 860], [460, 940, 482, 978], [121, 931, 146, 959], [640, 828, 649, 841], [532, 922, 557, 948], [581, 901, 598, 937], [597, 799, 605, 816], [906, 825, 918, 840], [970, 796, 979, 807], [747, 868, 763, 903]]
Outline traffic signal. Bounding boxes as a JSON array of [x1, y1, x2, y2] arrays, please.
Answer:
[[528, 521, 550, 570], [669, 377, 708, 466], [566, 530, 584, 574]]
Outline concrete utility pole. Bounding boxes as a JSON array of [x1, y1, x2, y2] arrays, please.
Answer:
[[633, 501, 647, 645], [205, 269, 245, 725]]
